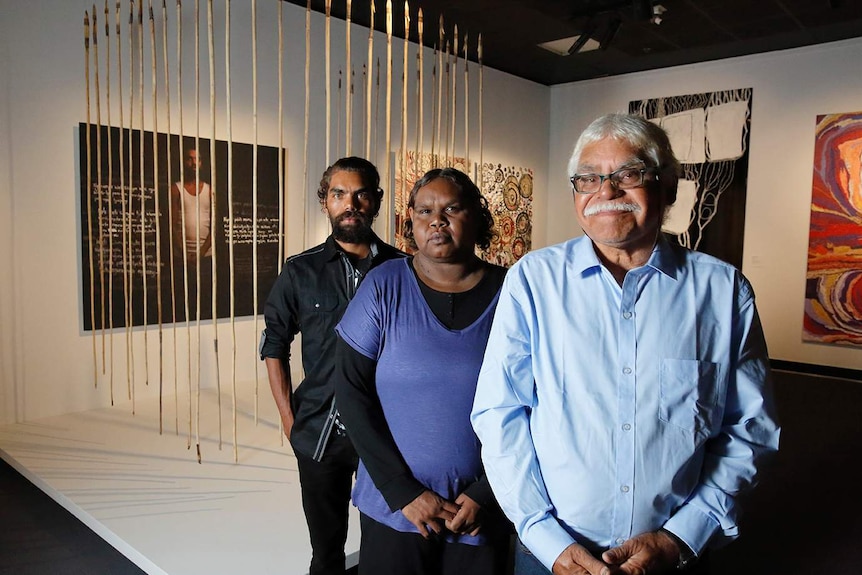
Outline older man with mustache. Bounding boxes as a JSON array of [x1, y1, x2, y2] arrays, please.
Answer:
[[471, 114, 779, 575]]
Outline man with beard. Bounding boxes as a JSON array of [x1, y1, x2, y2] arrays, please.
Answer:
[[261, 157, 404, 575]]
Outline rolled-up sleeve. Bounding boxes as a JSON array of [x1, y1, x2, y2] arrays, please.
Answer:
[[261, 264, 299, 360]]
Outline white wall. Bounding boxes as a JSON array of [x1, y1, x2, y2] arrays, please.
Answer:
[[0, 0, 549, 424], [548, 38, 862, 370]]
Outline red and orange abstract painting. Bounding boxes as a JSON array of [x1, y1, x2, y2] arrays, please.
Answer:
[[804, 112, 862, 346]]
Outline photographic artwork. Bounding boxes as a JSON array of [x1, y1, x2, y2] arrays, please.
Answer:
[[630, 88, 752, 268], [803, 111, 862, 346], [79, 124, 284, 331]]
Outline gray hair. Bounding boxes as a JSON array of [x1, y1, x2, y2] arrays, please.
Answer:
[[567, 113, 682, 180]]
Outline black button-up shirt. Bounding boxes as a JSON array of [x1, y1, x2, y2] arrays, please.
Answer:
[[261, 234, 404, 460]]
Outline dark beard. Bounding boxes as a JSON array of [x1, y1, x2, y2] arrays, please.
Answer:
[[331, 213, 374, 244]]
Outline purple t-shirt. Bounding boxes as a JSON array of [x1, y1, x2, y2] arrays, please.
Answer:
[[336, 258, 499, 544]]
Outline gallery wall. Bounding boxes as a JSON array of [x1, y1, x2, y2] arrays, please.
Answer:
[[0, 0, 549, 424], [547, 37, 862, 371]]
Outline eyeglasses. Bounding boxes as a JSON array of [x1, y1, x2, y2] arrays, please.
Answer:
[[569, 164, 657, 194]]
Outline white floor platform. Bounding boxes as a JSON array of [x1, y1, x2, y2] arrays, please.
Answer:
[[0, 385, 360, 575]]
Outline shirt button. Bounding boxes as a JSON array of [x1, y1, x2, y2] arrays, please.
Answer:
[[621, 485, 630, 493], [314, 303, 320, 308], [622, 311, 632, 319], [622, 423, 632, 431], [616, 538, 626, 545], [622, 367, 632, 375]]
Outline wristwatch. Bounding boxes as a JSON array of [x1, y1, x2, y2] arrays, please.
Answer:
[[659, 528, 697, 570]]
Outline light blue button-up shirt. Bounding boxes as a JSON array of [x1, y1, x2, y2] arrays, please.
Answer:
[[471, 235, 780, 571]]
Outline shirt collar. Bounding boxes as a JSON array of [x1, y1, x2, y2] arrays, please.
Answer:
[[570, 233, 681, 280], [324, 234, 380, 261]]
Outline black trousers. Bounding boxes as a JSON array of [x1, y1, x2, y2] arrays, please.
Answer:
[[295, 434, 358, 575], [358, 512, 510, 575]]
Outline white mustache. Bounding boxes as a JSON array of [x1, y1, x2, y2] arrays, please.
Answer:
[[583, 202, 641, 217]]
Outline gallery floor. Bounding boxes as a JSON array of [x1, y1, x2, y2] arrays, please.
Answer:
[[2, 370, 862, 575], [0, 384, 360, 575]]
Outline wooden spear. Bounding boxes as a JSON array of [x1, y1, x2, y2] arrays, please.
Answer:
[[85, 10, 98, 388], [137, 0, 150, 392], [94, 6, 106, 379], [302, 0, 310, 251], [365, 0, 374, 158], [105, 0, 115, 402], [401, 0, 409, 221], [384, 0, 392, 240], [128, 0, 137, 410], [177, 0, 193, 448], [277, 0, 284, 271], [450, 25, 458, 166], [436, 16, 443, 167], [150, 0, 165, 435], [227, 0, 237, 459], [463, 32, 468, 167], [478, 33, 484, 192], [252, 0, 260, 433], [345, 0, 352, 156], [430, 44, 436, 162], [116, 0, 130, 406], [416, 8, 423, 163], [207, 0, 222, 451], [325, 0, 332, 166], [194, 0, 201, 463], [161, 0, 179, 434]]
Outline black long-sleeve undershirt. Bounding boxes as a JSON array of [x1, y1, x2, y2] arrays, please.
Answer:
[[334, 260, 506, 512]]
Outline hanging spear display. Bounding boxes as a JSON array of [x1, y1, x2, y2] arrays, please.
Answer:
[[116, 0, 131, 405], [324, 0, 332, 166], [227, 0, 238, 460], [160, 0, 179, 434], [105, 1, 115, 401], [400, 1, 409, 218], [207, 0, 223, 452], [365, 1, 374, 158], [149, 0, 166, 434], [93, 6, 107, 379], [345, 0, 352, 156], [443, 38, 450, 165], [177, 0, 193, 447], [384, 0, 392, 240], [85, 11, 98, 388]]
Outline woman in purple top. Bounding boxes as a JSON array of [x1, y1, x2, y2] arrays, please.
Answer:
[[335, 168, 510, 575]]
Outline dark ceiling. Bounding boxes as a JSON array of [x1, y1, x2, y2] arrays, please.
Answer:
[[284, 0, 862, 86]]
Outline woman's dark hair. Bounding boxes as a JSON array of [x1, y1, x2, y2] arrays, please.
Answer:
[[317, 156, 385, 217], [403, 167, 495, 251]]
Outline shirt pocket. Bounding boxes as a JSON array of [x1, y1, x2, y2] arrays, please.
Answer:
[[298, 293, 340, 315], [659, 358, 720, 438]]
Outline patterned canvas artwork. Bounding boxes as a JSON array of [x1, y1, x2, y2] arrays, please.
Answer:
[[803, 111, 862, 346], [479, 163, 533, 268]]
